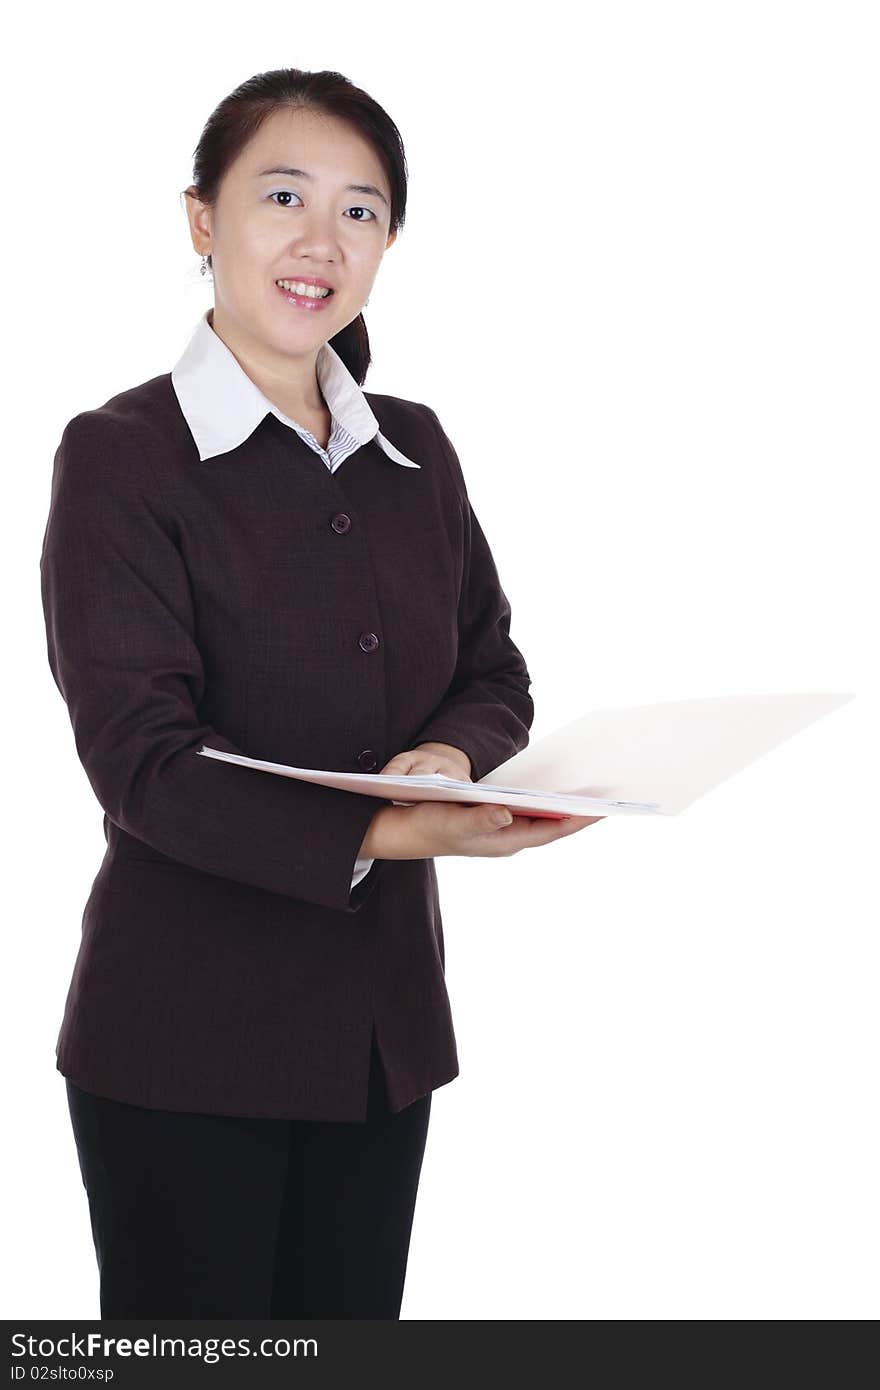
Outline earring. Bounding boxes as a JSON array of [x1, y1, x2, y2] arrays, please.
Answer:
[[200, 255, 209, 277], [364, 296, 370, 306]]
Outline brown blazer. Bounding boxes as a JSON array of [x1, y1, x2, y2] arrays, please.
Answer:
[[40, 377, 533, 1120]]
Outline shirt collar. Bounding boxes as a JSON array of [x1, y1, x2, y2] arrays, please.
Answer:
[[170, 307, 420, 468]]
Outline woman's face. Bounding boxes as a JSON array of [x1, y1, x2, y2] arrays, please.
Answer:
[[186, 105, 396, 358]]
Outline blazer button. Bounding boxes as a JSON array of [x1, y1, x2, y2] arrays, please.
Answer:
[[358, 632, 380, 652], [358, 749, 378, 771], [331, 512, 352, 533]]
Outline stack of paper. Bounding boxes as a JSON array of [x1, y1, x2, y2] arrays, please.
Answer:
[[197, 692, 853, 820]]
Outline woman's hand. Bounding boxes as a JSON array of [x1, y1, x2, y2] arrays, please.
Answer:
[[395, 799, 605, 860], [359, 740, 604, 861], [377, 741, 472, 781]]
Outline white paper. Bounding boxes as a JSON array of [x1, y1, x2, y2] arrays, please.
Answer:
[[196, 691, 854, 819], [485, 691, 854, 814]]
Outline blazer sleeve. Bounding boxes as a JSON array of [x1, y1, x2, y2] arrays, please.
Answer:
[[39, 412, 385, 913], [409, 405, 535, 783]]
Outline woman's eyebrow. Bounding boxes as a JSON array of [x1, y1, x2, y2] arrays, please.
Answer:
[[255, 165, 389, 207]]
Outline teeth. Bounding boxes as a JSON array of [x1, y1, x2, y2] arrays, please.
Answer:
[[276, 279, 332, 299]]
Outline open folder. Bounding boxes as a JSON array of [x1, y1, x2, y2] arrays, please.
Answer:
[[197, 692, 854, 820]]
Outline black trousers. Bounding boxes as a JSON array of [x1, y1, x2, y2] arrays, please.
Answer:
[[65, 1027, 432, 1319]]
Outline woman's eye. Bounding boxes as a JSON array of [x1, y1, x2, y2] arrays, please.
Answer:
[[268, 191, 376, 222]]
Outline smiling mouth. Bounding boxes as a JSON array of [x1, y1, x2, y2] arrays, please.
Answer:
[[274, 278, 334, 300]]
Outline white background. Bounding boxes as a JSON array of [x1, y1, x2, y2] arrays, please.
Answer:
[[5, 0, 877, 1320]]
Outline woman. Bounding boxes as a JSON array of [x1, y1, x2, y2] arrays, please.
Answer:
[[40, 67, 601, 1320]]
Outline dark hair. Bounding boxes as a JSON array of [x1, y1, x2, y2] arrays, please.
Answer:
[[181, 68, 408, 385]]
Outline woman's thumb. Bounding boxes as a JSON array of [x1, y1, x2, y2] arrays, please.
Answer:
[[484, 805, 513, 829]]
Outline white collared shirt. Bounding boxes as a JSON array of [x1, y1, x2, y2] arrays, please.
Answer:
[[171, 307, 421, 472], [171, 308, 421, 891]]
